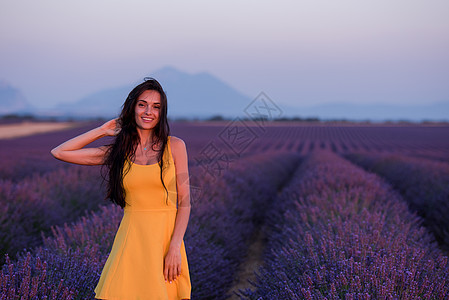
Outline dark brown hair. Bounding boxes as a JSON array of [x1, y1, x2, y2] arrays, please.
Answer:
[[102, 77, 170, 208]]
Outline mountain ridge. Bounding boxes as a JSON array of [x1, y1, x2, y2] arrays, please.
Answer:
[[40, 66, 253, 119], [0, 80, 35, 115], [1, 67, 448, 122]]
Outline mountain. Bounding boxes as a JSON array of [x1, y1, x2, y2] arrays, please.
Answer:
[[11, 66, 448, 122], [153, 67, 253, 118], [47, 66, 253, 119], [0, 80, 34, 115], [51, 85, 131, 118]]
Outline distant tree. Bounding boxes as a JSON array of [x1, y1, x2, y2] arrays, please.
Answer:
[[208, 115, 225, 121], [0, 114, 35, 124], [304, 117, 320, 122]]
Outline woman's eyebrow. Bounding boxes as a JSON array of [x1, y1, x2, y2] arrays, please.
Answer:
[[137, 99, 161, 104]]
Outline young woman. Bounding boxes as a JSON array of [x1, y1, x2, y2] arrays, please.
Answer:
[[51, 78, 191, 299]]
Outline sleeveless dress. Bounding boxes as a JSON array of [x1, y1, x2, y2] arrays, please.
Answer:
[[94, 136, 191, 300]]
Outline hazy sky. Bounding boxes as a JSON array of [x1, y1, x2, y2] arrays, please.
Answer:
[[1, 0, 449, 109]]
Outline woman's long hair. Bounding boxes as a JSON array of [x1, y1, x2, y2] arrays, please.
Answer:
[[102, 78, 170, 208]]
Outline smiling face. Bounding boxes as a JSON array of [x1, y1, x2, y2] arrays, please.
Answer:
[[134, 89, 161, 131]]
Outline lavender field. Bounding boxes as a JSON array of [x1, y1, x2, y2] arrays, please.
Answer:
[[1, 120, 449, 299]]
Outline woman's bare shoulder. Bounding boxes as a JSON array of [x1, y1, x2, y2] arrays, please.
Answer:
[[169, 135, 186, 147], [169, 136, 187, 159]]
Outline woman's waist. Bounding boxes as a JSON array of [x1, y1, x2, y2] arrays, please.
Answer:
[[124, 206, 177, 212], [123, 199, 177, 212], [124, 193, 177, 208]]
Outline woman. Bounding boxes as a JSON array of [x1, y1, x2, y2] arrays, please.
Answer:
[[51, 78, 191, 300]]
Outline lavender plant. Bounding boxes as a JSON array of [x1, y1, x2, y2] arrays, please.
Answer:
[[0, 121, 106, 181], [1, 252, 76, 300], [240, 150, 449, 299], [1, 204, 123, 299], [186, 152, 301, 299], [345, 152, 449, 251], [1, 152, 301, 299], [0, 165, 106, 263]]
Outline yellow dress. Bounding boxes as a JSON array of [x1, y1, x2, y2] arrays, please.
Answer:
[[94, 136, 191, 300]]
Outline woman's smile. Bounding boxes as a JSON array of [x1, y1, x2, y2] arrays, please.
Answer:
[[142, 116, 155, 122]]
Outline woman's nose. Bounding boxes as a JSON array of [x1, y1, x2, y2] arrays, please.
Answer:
[[145, 106, 154, 114]]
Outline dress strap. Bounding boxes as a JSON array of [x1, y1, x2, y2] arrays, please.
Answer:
[[165, 136, 174, 165]]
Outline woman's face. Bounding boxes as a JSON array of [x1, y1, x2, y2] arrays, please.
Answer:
[[134, 89, 161, 130]]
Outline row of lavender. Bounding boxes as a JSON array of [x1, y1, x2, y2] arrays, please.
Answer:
[[2, 123, 445, 189], [187, 152, 300, 299], [0, 121, 108, 182], [0, 121, 221, 262], [0, 120, 245, 262], [1, 152, 301, 299], [0, 122, 113, 262], [241, 150, 449, 299], [4, 122, 448, 184], [0, 165, 106, 263], [344, 152, 449, 252]]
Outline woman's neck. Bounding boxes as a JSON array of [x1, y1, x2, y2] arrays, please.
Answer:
[[136, 129, 155, 145]]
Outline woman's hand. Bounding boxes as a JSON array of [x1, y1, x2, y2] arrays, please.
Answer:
[[163, 247, 182, 283], [100, 118, 121, 136]]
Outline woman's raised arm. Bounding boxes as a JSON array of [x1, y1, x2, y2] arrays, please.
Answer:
[[50, 118, 120, 165]]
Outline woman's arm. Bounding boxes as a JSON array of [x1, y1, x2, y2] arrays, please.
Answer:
[[164, 136, 191, 283], [51, 118, 120, 165]]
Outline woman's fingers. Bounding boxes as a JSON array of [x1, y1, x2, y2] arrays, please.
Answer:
[[164, 264, 169, 282], [171, 263, 181, 281], [164, 250, 182, 282], [113, 119, 122, 135], [99, 118, 118, 136], [164, 257, 174, 282], [170, 264, 181, 281], [166, 265, 181, 282], [167, 265, 175, 282], [170, 265, 176, 281]]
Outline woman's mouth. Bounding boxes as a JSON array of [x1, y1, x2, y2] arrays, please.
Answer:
[[142, 117, 154, 122]]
